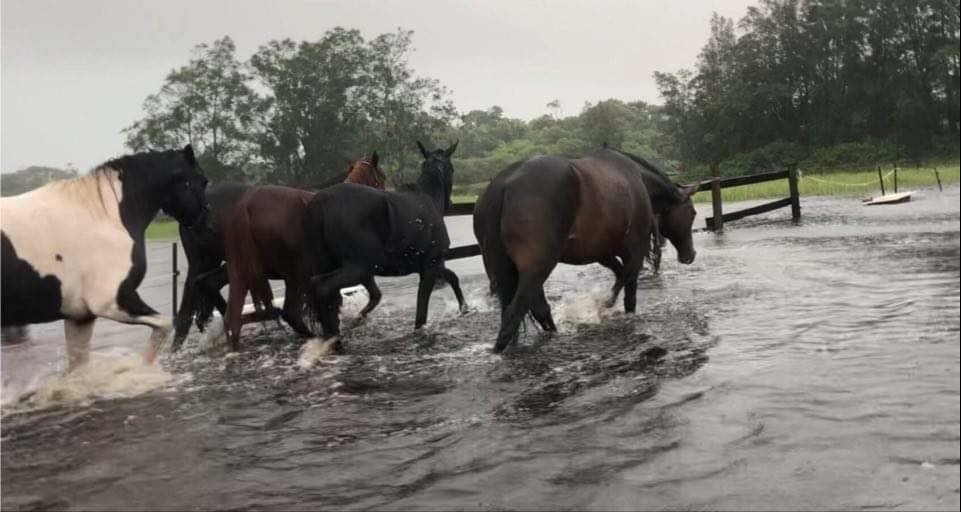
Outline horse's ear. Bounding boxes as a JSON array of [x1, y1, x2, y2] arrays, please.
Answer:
[[416, 141, 429, 159], [183, 144, 197, 166], [371, 151, 379, 167], [680, 182, 701, 198], [445, 140, 459, 157]]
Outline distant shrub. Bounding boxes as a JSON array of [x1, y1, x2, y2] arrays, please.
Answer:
[[801, 141, 903, 170], [719, 141, 809, 177]]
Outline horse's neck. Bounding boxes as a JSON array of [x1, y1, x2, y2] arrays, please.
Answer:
[[415, 175, 448, 214], [641, 175, 679, 215]]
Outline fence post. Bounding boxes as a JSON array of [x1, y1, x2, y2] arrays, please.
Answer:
[[171, 242, 179, 317], [934, 166, 943, 192], [894, 165, 898, 193], [877, 165, 886, 196], [789, 166, 801, 224], [711, 162, 723, 232]]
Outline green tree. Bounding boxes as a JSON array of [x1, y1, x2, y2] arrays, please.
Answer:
[[249, 28, 369, 186], [124, 36, 264, 182]]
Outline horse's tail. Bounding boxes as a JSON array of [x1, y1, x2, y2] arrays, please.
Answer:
[[225, 201, 273, 312], [300, 199, 334, 312], [647, 215, 663, 273], [487, 160, 580, 351], [479, 183, 517, 312]]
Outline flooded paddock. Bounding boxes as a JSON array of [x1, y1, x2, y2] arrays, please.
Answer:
[[2, 186, 959, 511]]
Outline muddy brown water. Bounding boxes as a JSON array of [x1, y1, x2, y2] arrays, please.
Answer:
[[2, 187, 959, 511]]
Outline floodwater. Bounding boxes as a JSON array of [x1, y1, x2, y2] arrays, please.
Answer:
[[2, 186, 959, 511]]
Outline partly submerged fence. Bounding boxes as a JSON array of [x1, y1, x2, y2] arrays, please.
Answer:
[[699, 168, 801, 232]]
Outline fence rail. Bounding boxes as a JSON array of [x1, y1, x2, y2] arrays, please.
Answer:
[[700, 167, 801, 231]]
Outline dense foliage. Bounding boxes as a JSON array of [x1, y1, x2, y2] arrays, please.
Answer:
[[121, 1, 959, 190], [655, 0, 960, 177]]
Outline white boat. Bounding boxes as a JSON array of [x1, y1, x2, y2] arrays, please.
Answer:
[[863, 191, 912, 206]]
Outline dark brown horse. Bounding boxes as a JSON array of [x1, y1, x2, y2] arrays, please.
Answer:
[[210, 156, 385, 351], [474, 147, 699, 353]]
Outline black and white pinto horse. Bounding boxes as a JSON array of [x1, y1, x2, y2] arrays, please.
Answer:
[[1, 145, 208, 371]]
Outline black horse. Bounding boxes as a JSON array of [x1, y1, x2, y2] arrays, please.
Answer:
[[302, 141, 468, 343], [171, 183, 250, 350]]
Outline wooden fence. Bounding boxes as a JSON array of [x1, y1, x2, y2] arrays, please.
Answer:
[[699, 168, 801, 231]]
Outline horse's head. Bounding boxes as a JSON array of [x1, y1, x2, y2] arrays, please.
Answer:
[[158, 145, 209, 228], [416, 140, 458, 212], [344, 152, 386, 190], [659, 183, 700, 264]]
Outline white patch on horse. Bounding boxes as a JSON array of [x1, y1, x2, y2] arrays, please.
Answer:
[[1, 169, 166, 369]]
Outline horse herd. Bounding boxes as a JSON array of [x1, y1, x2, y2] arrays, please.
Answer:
[[0, 141, 699, 375]]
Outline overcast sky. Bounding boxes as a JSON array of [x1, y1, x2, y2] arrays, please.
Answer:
[[1, 0, 755, 173]]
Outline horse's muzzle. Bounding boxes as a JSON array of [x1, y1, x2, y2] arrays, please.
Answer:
[[678, 250, 696, 265], [185, 204, 210, 230]]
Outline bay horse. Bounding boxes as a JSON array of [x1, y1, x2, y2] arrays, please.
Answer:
[[220, 155, 386, 352], [473, 147, 699, 353], [301, 141, 467, 345], [1, 145, 208, 370]]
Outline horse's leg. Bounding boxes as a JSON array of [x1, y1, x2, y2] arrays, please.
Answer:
[[280, 279, 311, 337], [599, 256, 625, 308], [623, 270, 640, 314], [318, 290, 343, 340], [309, 264, 369, 339], [172, 266, 197, 351], [415, 268, 439, 329], [620, 238, 649, 314], [529, 286, 557, 332], [438, 267, 469, 313], [358, 276, 382, 318], [94, 293, 172, 364], [225, 265, 248, 352], [196, 265, 229, 325], [494, 267, 554, 353], [310, 264, 369, 302], [64, 317, 96, 371]]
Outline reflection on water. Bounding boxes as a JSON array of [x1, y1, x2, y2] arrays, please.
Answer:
[[3, 186, 960, 511]]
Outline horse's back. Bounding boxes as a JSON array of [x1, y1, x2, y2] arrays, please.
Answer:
[[304, 183, 448, 275], [565, 153, 654, 263], [1, 175, 136, 324]]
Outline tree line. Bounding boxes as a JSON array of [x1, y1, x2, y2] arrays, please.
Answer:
[[124, 1, 959, 190], [655, 0, 959, 176]]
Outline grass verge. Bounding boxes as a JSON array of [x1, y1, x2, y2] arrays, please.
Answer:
[[691, 163, 959, 203], [145, 220, 179, 240]]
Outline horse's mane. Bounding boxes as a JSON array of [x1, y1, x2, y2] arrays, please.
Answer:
[[602, 147, 682, 205], [47, 165, 122, 218]]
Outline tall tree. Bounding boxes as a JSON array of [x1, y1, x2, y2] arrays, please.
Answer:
[[249, 28, 369, 186], [124, 37, 264, 182]]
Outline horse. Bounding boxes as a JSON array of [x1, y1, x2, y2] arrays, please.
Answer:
[[220, 155, 386, 352], [171, 155, 386, 350], [1, 145, 208, 370], [1, 325, 30, 346], [301, 141, 467, 346], [473, 147, 699, 353]]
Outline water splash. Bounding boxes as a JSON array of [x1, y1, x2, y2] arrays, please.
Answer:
[[3, 354, 173, 412]]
